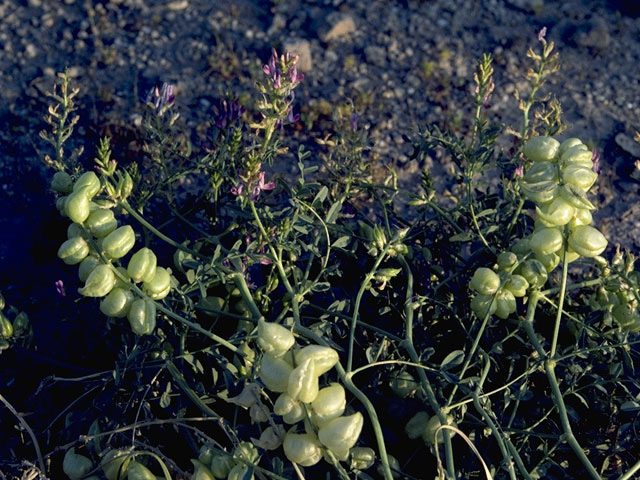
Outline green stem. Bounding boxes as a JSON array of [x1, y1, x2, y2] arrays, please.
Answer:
[[619, 460, 640, 480], [167, 361, 219, 418], [550, 246, 569, 358]]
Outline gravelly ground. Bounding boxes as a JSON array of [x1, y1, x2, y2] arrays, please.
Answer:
[[1, 0, 639, 265]]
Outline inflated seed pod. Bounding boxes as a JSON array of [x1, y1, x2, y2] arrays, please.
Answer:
[[58, 237, 90, 265], [562, 165, 598, 192], [274, 393, 305, 424], [287, 358, 319, 403], [126, 461, 156, 480], [100, 288, 134, 318], [318, 412, 364, 462], [190, 460, 215, 480], [311, 383, 346, 426], [102, 225, 135, 259], [469, 267, 500, 295], [79, 264, 116, 297], [57, 196, 69, 216], [558, 137, 586, 157], [559, 184, 595, 211], [101, 449, 132, 480], [470, 294, 497, 317], [563, 248, 581, 263], [294, 345, 340, 375], [67, 222, 84, 239], [494, 289, 517, 319], [0, 313, 14, 339], [422, 415, 456, 446], [535, 197, 576, 227], [568, 225, 608, 258], [504, 274, 529, 297], [529, 227, 564, 257], [524, 162, 558, 184], [63, 448, 93, 480], [84, 209, 117, 238], [65, 188, 92, 224], [535, 251, 560, 273], [260, 352, 293, 392], [283, 432, 323, 467], [517, 259, 548, 289], [519, 180, 559, 205], [350, 447, 376, 471], [142, 267, 171, 300], [52, 171, 73, 193], [497, 251, 518, 271], [127, 298, 156, 335], [511, 237, 531, 256], [257, 319, 295, 355], [227, 464, 254, 480], [405, 411, 430, 440], [114, 266, 132, 289], [560, 146, 593, 168], [523, 136, 560, 162], [612, 303, 639, 330], [233, 442, 259, 464], [389, 371, 417, 398], [127, 248, 157, 283], [210, 454, 235, 478], [78, 256, 101, 282], [73, 171, 101, 198], [570, 208, 593, 229]]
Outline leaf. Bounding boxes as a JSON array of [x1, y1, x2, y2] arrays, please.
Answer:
[[449, 233, 472, 242], [570, 391, 589, 409], [332, 236, 350, 249], [312, 186, 328, 208], [311, 282, 330, 293], [160, 382, 172, 408], [293, 225, 309, 234], [440, 350, 465, 370], [620, 400, 640, 412], [326, 201, 342, 223]]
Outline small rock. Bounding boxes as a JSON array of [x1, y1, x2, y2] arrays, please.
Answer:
[[283, 38, 312, 72], [268, 13, 287, 35], [67, 66, 84, 78], [167, 0, 188, 11], [321, 13, 356, 42], [28, 0, 42, 7], [575, 19, 610, 50], [25, 44, 37, 58], [364, 45, 386, 67], [616, 133, 640, 158]]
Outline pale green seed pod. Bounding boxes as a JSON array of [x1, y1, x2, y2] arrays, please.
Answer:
[[78, 256, 101, 282], [511, 237, 531, 256], [519, 180, 559, 205], [318, 412, 364, 462], [469, 267, 500, 295], [126, 461, 156, 480], [127, 298, 156, 335], [274, 393, 305, 424], [405, 411, 430, 440], [73, 171, 101, 198], [287, 357, 319, 403], [561, 146, 593, 169], [535, 251, 560, 273], [65, 188, 92, 224], [497, 251, 518, 271], [524, 161, 558, 184], [102, 225, 135, 259], [67, 222, 84, 239], [101, 449, 132, 480], [470, 294, 497, 317], [114, 266, 132, 290], [257, 319, 295, 355], [568, 225, 608, 258], [52, 171, 73, 193], [78, 264, 116, 297], [504, 274, 529, 297], [58, 237, 90, 265], [294, 345, 339, 375], [127, 248, 157, 283], [389, 371, 417, 398], [422, 415, 456, 446], [210, 454, 235, 478], [260, 353, 293, 392], [142, 267, 171, 300], [350, 447, 376, 471], [517, 259, 548, 289], [562, 164, 598, 192], [494, 289, 517, 319], [523, 136, 560, 162], [535, 197, 576, 227], [63, 448, 93, 480], [190, 459, 215, 480], [227, 464, 254, 480], [529, 227, 564, 257], [311, 383, 346, 427], [559, 184, 595, 211], [84, 209, 118, 238], [570, 208, 593, 229], [558, 137, 586, 157], [100, 288, 135, 318], [283, 432, 323, 467]]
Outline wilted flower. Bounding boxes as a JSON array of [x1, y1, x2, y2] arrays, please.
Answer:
[[538, 26, 547, 43], [514, 164, 524, 178], [146, 83, 176, 117], [55, 280, 66, 297], [350, 113, 360, 132]]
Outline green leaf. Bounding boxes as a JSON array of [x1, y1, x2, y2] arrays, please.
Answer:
[[326, 201, 343, 223], [449, 233, 472, 242], [440, 350, 465, 370], [160, 382, 172, 408], [312, 186, 328, 208], [332, 236, 350, 249]]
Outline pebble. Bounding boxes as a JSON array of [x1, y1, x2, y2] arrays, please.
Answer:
[[321, 13, 357, 42], [616, 133, 640, 158], [364, 45, 386, 67]]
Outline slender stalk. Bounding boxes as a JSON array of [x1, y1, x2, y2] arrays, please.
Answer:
[[619, 460, 640, 480], [550, 246, 569, 358]]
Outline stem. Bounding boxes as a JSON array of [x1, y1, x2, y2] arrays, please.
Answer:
[[0, 393, 45, 473], [550, 246, 569, 358], [619, 460, 640, 480]]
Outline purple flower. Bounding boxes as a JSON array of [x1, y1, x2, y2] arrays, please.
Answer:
[[537, 26, 547, 43], [514, 164, 524, 178], [350, 113, 359, 132], [214, 99, 246, 129], [592, 149, 601, 175], [288, 65, 304, 84], [55, 280, 66, 297], [146, 82, 176, 116], [250, 171, 276, 201]]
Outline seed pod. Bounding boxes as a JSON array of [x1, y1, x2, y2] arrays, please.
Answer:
[[78, 256, 101, 282], [535, 251, 560, 273], [0, 312, 14, 339], [58, 237, 90, 265], [612, 303, 640, 330], [65, 188, 92, 224], [562, 165, 598, 192], [233, 442, 260, 464], [257, 319, 295, 355], [494, 289, 517, 319], [511, 237, 531, 256], [227, 464, 253, 480], [350, 447, 376, 471], [469, 267, 500, 295], [568, 225, 608, 258], [84, 209, 118, 238], [260, 353, 293, 393], [529, 227, 564, 257], [559, 184, 595, 211], [377, 454, 401, 479], [73, 171, 101, 198], [311, 383, 346, 426], [389, 371, 417, 398], [318, 412, 364, 462], [191, 459, 215, 480], [405, 411, 430, 440], [536, 197, 576, 227], [422, 415, 456, 446], [294, 345, 339, 375], [143, 267, 171, 300], [127, 248, 157, 283], [519, 180, 559, 205], [114, 266, 132, 289], [102, 225, 136, 259], [52, 171, 73, 193], [561, 146, 593, 169], [79, 264, 116, 297], [570, 208, 593, 229], [288, 358, 319, 403], [12, 311, 28, 334], [470, 294, 497, 317], [101, 449, 132, 480], [283, 432, 323, 467], [67, 222, 84, 239], [523, 136, 560, 162], [504, 274, 529, 297], [274, 393, 305, 424], [63, 448, 93, 480], [517, 259, 548, 289], [210, 454, 235, 478], [524, 161, 558, 184], [497, 251, 518, 271], [558, 137, 586, 157], [127, 299, 156, 335], [126, 461, 156, 480], [100, 288, 135, 318]]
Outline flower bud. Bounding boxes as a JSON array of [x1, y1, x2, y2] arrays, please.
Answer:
[[318, 412, 364, 461], [283, 432, 323, 467], [143, 267, 171, 300], [523, 136, 560, 162], [233, 442, 259, 464], [469, 267, 500, 295], [257, 319, 295, 355], [100, 287, 134, 318], [128, 298, 156, 335], [294, 345, 339, 375], [58, 237, 90, 265], [260, 353, 293, 392], [288, 358, 319, 403], [52, 171, 73, 193], [102, 225, 136, 259], [311, 383, 346, 426], [127, 248, 157, 283], [73, 171, 101, 198], [84, 209, 117, 238], [568, 225, 608, 258], [79, 264, 116, 297]]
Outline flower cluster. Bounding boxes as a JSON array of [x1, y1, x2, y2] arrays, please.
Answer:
[[231, 170, 275, 202]]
